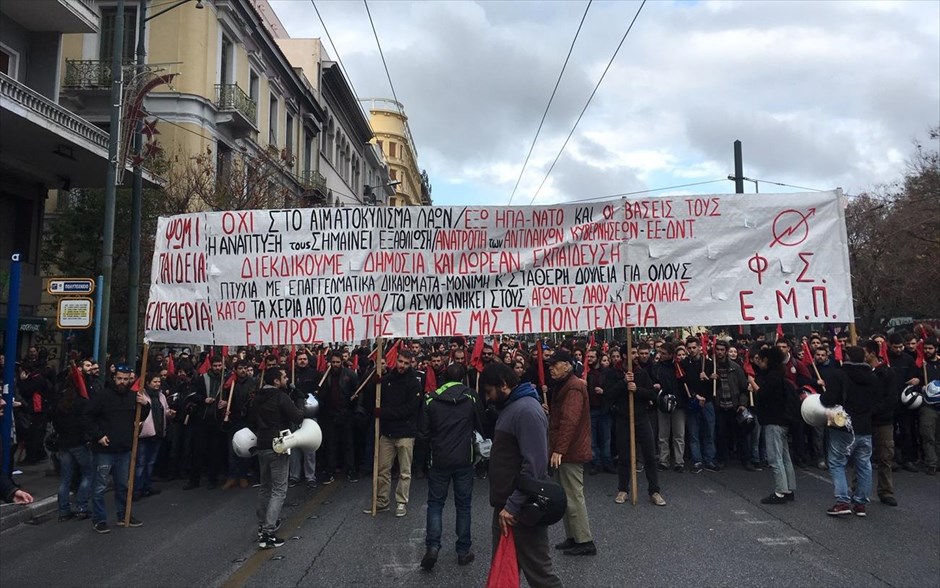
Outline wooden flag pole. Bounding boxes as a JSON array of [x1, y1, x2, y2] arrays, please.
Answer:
[[124, 342, 150, 528], [223, 377, 236, 422], [848, 323, 858, 346], [371, 337, 385, 516], [351, 368, 376, 401], [626, 329, 637, 506]]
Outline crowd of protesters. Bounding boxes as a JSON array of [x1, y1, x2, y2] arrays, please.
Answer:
[[2, 326, 938, 547]]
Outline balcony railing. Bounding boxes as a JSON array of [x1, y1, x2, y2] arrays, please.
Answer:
[[215, 83, 257, 123], [299, 170, 327, 193], [1, 72, 108, 151], [63, 59, 134, 89]]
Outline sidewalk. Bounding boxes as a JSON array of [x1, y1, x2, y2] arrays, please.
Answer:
[[1, 457, 61, 531]]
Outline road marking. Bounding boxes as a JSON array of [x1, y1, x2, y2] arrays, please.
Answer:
[[743, 518, 772, 524], [732, 509, 748, 515], [758, 536, 810, 546], [701, 488, 716, 494], [381, 563, 422, 575]]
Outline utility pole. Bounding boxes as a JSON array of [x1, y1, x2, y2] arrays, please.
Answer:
[[97, 0, 125, 379], [126, 0, 146, 368], [733, 140, 744, 194]]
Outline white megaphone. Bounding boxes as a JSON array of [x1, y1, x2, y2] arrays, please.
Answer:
[[801, 394, 849, 429], [272, 418, 322, 455]]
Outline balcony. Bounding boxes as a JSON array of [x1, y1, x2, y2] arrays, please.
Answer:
[[1, 0, 99, 34], [215, 83, 257, 137], [299, 170, 327, 199], [63, 60, 134, 90]]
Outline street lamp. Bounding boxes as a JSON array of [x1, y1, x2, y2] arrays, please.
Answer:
[[119, 0, 203, 373], [363, 180, 401, 205]]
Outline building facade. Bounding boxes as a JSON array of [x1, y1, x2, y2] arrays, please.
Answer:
[[365, 98, 431, 206]]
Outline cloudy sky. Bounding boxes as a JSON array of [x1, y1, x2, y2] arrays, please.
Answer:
[[269, 0, 939, 207]]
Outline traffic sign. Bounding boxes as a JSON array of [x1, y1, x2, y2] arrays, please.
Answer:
[[47, 278, 95, 295], [57, 298, 93, 329]]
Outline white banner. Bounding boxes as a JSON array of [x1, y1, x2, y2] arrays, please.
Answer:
[[144, 191, 853, 345]]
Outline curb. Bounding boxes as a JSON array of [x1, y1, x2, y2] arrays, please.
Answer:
[[0, 495, 58, 531]]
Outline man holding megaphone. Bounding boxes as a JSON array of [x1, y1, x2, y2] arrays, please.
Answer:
[[248, 367, 306, 549]]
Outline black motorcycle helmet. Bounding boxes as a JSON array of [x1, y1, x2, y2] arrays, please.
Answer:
[[516, 475, 567, 527], [736, 407, 756, 434], [657, 391, 677, 414]]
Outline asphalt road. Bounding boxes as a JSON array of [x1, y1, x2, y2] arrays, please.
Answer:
[[2, 462, 938, 588]]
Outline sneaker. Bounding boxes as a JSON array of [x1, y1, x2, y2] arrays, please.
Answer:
[[363, 505, 390, 514], [827, 502, 852, 516], [116, 516, 143, 528], [750, 462, 764, 471], [59, 513, 76, 522], [420, 546, 439, 570], [650, 492, 666, 506], [457, 552, 475, 566], [635, 464, 644, 473], [692, 462, 704, 474], [880, 496, 898, 507], [563, 541, 597, 556], [288, 479, 300, 488], [306, 482, 318, 492], [761, 493, 787, 505], [320, 474, 335, 485], [744, 462, 758, 472], [257, 519, 282, 541], [74, 512, 91, 521], [657, 463, 668, 472], [554, 538, 576, 550], [673, 464, 684, 473], [614, 491, 628, 504], [395, 503, 407, 517], [704, 462, 720, 472], [258, 533, 285, 549], [93, 521, 111, 534], [853, 504, 867, 517], [902, 462, 919, 473], [784, 492, 795, 502], [347, 472, 359, 483], [817, 460, 828, 470]]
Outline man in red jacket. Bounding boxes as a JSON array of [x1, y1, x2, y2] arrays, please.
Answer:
[[546, 351, 596, 556]]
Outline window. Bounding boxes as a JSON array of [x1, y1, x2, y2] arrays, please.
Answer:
[[390, 169, 397, 181], [388, 141, 397, 158], [285, 113, 295, 158], [0, 44, 17, 78], [377, 140, 383, 151], [248, 71, 259, 122], [268, 93, 279, 146], [100, 6, 137, 62], [216, 141, 233, 183], [304, 131, 313, 173], [220, 36, 233, 85]]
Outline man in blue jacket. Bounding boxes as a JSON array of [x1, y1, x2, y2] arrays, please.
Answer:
[[420, 362, 481, 570]]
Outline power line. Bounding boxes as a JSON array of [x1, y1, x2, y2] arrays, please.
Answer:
[[309, 0, 368, 119], [507, 0, 592, 206], [749, 178, 826, 192], [528, 0, 648, 205], [562, 178, 727, 204], [362, 0, 405, 119]]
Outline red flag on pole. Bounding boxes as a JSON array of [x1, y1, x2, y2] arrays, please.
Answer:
[[70, 364, 88, 399], [675, 357, 686, 380], [351, 353, 360, 371], [801, 341, 815, 367], [699, 332, 710, 356], [385, 340, 402, 368], [743, 349, 756, 378], [916, 340, 926, 369], [589, 332, 596, 349], [879, 340, 891, 367], [776, 324, 785, 342], [738, 324, 745, 336], [224, 371, 237, 389], [833, 338, 844, 364], [424, 367, 438, 394], [289, 345, 296, 367], [317, 350, 328, 372], [536, 340, 546, 389], [221, 346, 229, 359], [197, 351, 212, 375], [165, 353, 175, 377], [469, 335, 485, 373]]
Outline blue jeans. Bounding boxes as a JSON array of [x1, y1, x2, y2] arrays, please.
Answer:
[[92, 451, 131, 524], [687, 402, 716, 464], [590, 408, 612, 466], [828, 429, 872, 504], [135, 437, 162, 494], [765, 424, 796, 494], [426, 465, 474, 555], [58, 445, 93, 516]]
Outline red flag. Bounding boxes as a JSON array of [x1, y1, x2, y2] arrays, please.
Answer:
[[602, 340, 609, 354], [351, 353, 360, 371], [289, 345, 296, 367], [589, 332, 596, 349], [317, 350, 328, 372], [833, 338, 844, 363], [469, 335, 485, 373], [675, 357, 686, 380], [879, 340, 891, 367], [221, 345, 229, 359], [536, 340, 546, 388], [700, 332, 710, 357], [70, 364, 88, 399], [165, 353, 175, 377], [776, 324, 785, 342], [197, 351, 212, 375], [486, 527, 520, 588], [131, 374, 142, 392], [224, 371, 237, 389], [424, 367, 438, 394], [916, 340, 926, 369], [385, 340, 402, 368], [801, 341, 814, 367], [738, 324, 744, 336], [743, 349, 756, 377]]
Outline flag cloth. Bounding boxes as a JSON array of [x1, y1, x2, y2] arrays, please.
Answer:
[[833, 338, 844, 363], [776, 324, 785, 342], [801, 341, 815, 367], [224, 371, 237, 389], [351, 353, 360, 371], [743, 349, 756, 378], [317, 350, 328, 372], [221, 345, 229, 359], [165, 353, 175, 377], [589, 332, 596, 349], [485, 528, 520, 588], [469, 335, 485, 373], [197, 351, 212, 375], [70, 364, 88, 399], [385, 340, 402, 368], [879, 341, 891, 367], [424, 367, 437, 394], [536, 340, 546, 389], [916, 340, 926, 369]]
